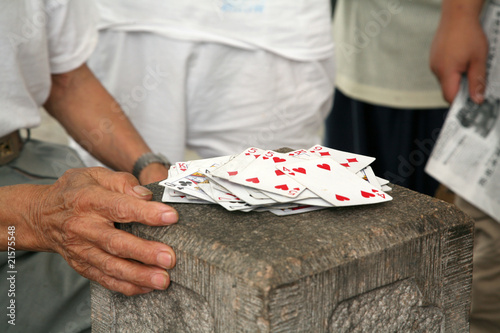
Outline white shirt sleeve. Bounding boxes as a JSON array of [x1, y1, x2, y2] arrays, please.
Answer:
[[46, 0, 99, 74]]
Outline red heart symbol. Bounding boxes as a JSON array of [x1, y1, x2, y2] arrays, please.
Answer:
[[275, 184, 289, 191], [227, 171, 238, 176], [340, 163, 349, 168], [320, 152, 331, 156], [275, 170, 285, 176], [293, 167, 306, 174], [372, 189, 379, 192], [273, 157, 286, 163], [336, 194, 350, 201], [361, 191, 375, 198], [347, 158, 358, 163], [263, 157, 269, 160], [317, 164, 331, 171], [246, 177, 260, 184], [254, 155, 261, 159]]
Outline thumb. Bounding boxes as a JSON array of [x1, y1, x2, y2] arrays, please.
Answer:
[[439, 71, 462, 104]]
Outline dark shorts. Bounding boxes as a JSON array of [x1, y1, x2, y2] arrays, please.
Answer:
[[325, 89, 448, 196]]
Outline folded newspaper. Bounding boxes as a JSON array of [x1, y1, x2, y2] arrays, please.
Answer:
[[159, 145, 392, 216], [425, 3, 500, 222]]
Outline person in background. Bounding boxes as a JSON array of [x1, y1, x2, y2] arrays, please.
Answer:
[[0, 1, 178, 332], [69, 0, 336, 166], [325, 0, 448, 197], [430, 0, 500, 331]]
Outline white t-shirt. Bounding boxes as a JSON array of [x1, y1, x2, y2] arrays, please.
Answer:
[[0, 0, 98, 137], [94, 0, 334, 61], [334, 0, 448, 108]]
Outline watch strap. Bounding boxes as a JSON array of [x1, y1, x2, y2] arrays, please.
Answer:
[[132, 152, 170, 179]]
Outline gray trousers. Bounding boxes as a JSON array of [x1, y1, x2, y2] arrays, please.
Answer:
[[456, 196, 500, 333], [0, 140, 91, 333]]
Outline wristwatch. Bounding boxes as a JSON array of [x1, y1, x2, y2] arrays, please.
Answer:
[[132, 152, 171, 179]]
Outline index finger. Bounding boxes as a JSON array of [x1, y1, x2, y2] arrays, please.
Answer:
[[467, 57, 487, 104], [87, 186, 179, 226], [87, 167, 154, 200]]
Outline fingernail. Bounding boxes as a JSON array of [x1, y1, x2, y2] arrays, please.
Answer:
[[157, 251, 173, 269], [161, 211, 178, 224], [133, 185, 153, 197], [140, 287, 154, 293], [151, 272, 169, 289]]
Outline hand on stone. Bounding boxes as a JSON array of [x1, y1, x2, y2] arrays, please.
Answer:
[[27, 167, 178, 296], [430, 11, 488, 104]]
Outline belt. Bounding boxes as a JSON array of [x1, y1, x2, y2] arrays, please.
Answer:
[[0, 131, 23, 166]]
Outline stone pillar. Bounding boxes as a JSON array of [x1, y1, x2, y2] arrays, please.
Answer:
[[91, 184, 473, 332]]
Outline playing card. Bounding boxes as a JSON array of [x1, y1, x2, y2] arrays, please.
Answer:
[[157, 145, 392, 215], [159, 155, 232, 187], [163, 171, 216, 203], [375, 176, 392, 192], [356, 166, 382, 189], [259, 188, 317, 203], [292, 197, 333, 207], [285, 149, 315, 159], [175, 161, 190, 173], [168, 164, 178, 176], [205, 175, 277, 206], [269, 205, 328, 216], [253, 203, 301, 212], [228, 150, 307, 198], [381, 185, 392, 192], [160, 165, 189, 197], [210, 147, 264, 180], [377, 176, 390, 186], [161, 186, 214, 204], [277, 157, 392, 206], [162, 163, 190, 192], [198, 182, 252, 211], [308, 145, 375, 174]]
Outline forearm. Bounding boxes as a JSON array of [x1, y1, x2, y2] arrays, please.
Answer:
[[0, 184, 51, 252], [440, 0, 485, 23], [44, 63, 148, 172], [44, 64, 167, 182]]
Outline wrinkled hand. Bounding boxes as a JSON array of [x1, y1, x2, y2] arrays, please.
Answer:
[[430, 13, 488, 104], [28, 167, 178, 296]]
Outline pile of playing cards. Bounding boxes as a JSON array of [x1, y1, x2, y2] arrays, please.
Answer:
[[159, 145, 392, 216]]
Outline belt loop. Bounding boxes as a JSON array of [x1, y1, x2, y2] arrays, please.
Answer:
[[23, 128, 31, 142], [0, 130, 23, 166]]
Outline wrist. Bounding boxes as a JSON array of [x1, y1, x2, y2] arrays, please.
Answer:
[[441, 0, 484, 25], [23, 184, 54, 252], [133, 152, 171, 184], [0, 184, 52, 252], [139, 163, 170, 185]]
